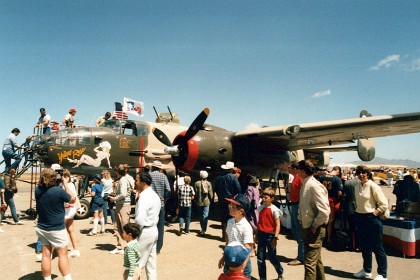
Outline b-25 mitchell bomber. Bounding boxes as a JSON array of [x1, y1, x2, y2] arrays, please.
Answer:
[[33, 108, 420, 180]]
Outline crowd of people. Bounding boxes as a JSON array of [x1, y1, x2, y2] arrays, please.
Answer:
[[1, 105, 419, 279]]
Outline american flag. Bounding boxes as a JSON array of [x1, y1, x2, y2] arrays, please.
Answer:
[[112, 102, 128, 120]]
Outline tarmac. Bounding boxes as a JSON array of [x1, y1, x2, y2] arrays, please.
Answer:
[[0, 177, 419, 280]]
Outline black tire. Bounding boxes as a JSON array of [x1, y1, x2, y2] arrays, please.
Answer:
[[74, 198, 90, 220]]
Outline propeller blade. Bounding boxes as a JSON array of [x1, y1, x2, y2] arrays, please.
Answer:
[[183, 108, 210, 142], [152, 127, 173, 147]]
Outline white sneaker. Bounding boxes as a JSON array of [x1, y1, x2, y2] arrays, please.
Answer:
[[16, 221, 24, 225], [374, 276, 387, 280], [36, 253, 42, 262], [353, 269, 372, 279], [109, 248, 124, 255], [68, 250, 80, 258]]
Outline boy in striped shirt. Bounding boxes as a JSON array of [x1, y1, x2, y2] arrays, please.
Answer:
[[122, 223, 141, 280]]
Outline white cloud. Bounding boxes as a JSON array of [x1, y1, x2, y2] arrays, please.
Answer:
[[369, 54, 400, 70], [311, 89, 331, 98], [403, 57, 420, 72], [245, 122, 261, 130]]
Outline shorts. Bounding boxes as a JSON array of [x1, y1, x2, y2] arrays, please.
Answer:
[[65, 207, 76, 220], [91, 201, 104, 212], [329, 197, 341, 213], [36, 227, 68, 248]]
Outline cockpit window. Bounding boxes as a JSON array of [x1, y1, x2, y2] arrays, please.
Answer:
[[122, 122, 137, 136], [103, 119, 121, 134]]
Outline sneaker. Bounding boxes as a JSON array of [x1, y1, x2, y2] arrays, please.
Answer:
[[87, 231, 97, 236], [288, 259, 303, 266], [36, 253, 42, 262], [109, 248, 124, 255], [99, 230, 105, 234], [278, 276, 284, 280], [16, 221, 24, 225], [374, 276, 387, 280], [68, 250, 80, 258], [353, 269, 372, 279]]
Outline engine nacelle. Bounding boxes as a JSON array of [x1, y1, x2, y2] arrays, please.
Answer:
[[357, 138, 375, 161], [173, 125, 234, 174]]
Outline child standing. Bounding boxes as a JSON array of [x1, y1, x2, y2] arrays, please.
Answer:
[[218, 194, 254, 279], [257, 187, 284, 280], [177, 176, 195, 235], [218, 242, 251, 280], [87, 174, 105, 236], [122, 223, 141, 280]]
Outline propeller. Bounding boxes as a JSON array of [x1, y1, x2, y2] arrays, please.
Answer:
[[152, 107, 210, 196], [152, 107, 210, 169]]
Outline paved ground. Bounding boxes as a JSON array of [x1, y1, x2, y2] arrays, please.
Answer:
[[1, 178, 419, 279]]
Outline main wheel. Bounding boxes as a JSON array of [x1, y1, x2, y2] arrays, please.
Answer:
[[74, 198, 90, 220]]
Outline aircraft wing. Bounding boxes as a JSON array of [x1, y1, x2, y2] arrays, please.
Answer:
[[233, 111, 420, 151]]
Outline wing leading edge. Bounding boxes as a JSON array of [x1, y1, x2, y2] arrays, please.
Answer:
[[233, 111, 420, 151]]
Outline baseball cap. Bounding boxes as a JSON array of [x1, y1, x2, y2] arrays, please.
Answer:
[[224, 242, 251, 267], [225, 193, 250, 212], [93, 174, 102, 182]]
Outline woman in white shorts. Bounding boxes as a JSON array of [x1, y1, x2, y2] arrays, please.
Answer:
[[63, 169, 80, 257]]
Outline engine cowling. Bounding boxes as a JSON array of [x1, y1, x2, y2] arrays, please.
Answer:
[[357, 138, 375, 161], [172, 125, 234, 173]]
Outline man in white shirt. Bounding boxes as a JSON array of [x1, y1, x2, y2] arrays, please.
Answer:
[[134, 172, 161, 280]]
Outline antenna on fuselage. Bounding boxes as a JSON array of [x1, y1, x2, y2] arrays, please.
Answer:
[[167, 106, 174, 121]]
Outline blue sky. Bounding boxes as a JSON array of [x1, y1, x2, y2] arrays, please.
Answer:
[[1, 1, 420, 164]]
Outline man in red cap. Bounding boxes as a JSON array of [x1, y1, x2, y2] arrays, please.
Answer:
[[63, 108, 77, 128]]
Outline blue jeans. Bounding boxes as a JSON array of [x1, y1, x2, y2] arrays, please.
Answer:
[[291, 203, 304, 262], [178, 206, 192, 233], [2, 150, 13, 173], [198, 205, 209, 233], [257, 231, 284, 279], [103, 198, 115, 224], [2, 195, 19, 223], [355, 213, 387, 278], [157, 206, 165, 252]]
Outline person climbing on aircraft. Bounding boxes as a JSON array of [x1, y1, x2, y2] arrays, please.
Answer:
[[2, 128, 23, 173], [68, 141, 112, 168], [35, 108, 51, 135], [63, 108, 77, 128], [96, 111, 112, 127]]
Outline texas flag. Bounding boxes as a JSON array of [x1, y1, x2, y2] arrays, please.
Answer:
[[123, 97, 144, 117]]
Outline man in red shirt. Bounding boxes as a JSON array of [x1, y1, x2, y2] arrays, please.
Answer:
[[288, 161, 304, 266]]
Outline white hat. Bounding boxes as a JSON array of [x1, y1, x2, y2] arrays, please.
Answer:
[[51, 164, 62, 171], [200, 170, 208, 179], [221, 161, 235, 170], [152, 160, 168, 170], [177, 177, 185, 186]]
